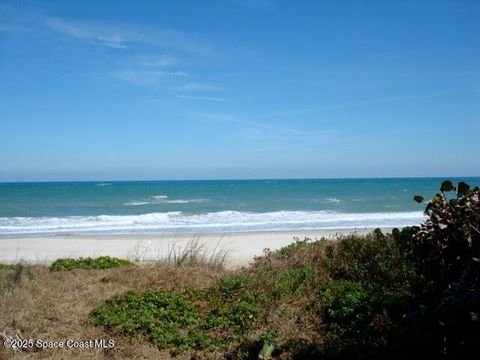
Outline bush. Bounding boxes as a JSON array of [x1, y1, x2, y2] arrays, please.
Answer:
[[414, 180, 480, 292], [50, 256, 133, 271], [312, 231, 422, 358], [274, 267, 312, 298], [204, 273, 262, 335], [400, 180, 480, 357]]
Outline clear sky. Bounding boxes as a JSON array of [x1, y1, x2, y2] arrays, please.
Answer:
[[0, 0, 479, 181]]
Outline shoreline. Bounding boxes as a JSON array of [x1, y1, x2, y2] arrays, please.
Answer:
[[0, 228, 379, 268]]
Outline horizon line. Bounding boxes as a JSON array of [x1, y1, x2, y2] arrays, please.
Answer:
[[1, 175, 480, 184]]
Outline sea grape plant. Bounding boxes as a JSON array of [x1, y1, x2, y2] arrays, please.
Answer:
[[410, 180, 480, 357], [414, 180, 480, 291]]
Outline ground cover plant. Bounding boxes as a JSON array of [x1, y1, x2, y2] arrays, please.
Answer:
[[49, 256, 134, 271], [0, 264, 24, 271]]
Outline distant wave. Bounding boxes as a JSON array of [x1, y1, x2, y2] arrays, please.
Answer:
[[124, 195, 208, 206], [124, 201, 151, 206], [96, 183, 112, 186], [150, 195, 168, 200], [325, 197, 341, 203], [0, 210, 426, 236]]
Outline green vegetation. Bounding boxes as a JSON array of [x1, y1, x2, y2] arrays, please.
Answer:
[[403, 180, 480, 357], [89, 229, 422, 358], [0, 263, 24, 271], [90, 273, 264, 353], [90, 289, 202, 352], [50, 256, 133, 271]]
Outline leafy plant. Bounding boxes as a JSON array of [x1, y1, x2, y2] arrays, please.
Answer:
[[204, 274, 262, 334], [0, 263, 24, 271], [314, 231, 421, 358], [274, 267, 312, 298], [404, 180, 480, 357], [91, 274, 263, 353], [50, 256, 133, 271], [90, 289, 204, 352], [275, 237, 314, 256], [413, 180, 480, 291]]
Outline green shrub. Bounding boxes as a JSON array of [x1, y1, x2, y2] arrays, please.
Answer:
[[275, 237, 314, 256], [311, 232, 420, 358], [399, 180, 480, 357], [210, 273, 255, 300], [50, 256, 133, 271], [323, 230, 420, 288], [204, 273, 262, 334], [274, 267, 312, 298]]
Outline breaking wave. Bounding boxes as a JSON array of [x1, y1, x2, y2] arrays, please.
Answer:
[[124, 195, 208, 206], [0, 210, 425, 236]]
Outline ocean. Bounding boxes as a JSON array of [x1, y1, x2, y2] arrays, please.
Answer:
[[0, 177, 478, 236]]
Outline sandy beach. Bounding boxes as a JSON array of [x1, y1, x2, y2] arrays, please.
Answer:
[[0, 229, 371, 268]]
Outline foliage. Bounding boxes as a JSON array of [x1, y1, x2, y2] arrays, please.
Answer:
[[275, 237, 315, 256], [90, 274, 263, 354], [50, 256, 133, 271], [204, 273, 262, 334], [0, 263, 24, 271], [414, 180, 480, 291], [313, 230, 422, 358], [90, 289, 204, 352], [274, 266, 312, 298], [401, 180, 480, 357]]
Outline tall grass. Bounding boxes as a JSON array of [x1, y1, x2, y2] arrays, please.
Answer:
[[162, 236, 229, 270], [129, 236, 229, 270]]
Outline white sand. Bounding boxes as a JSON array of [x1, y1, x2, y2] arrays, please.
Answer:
[[0, 229, 372, 268]]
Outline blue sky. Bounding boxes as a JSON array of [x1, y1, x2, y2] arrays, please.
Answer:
[[0, 0, 479, 181]]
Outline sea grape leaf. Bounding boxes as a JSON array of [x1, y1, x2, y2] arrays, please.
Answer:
[[440, 180, 454, 192], [457, 182, 470, 196], [414, 195, 424, 203], [449, 199, 458, 206]]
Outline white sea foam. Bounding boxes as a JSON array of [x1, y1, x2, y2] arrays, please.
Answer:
[[0, 210, 426, 236], [326, 197, 341, 203], [124, 196, 208, 206], [124, 201, 151, 206], [150, 195, 168, 200]]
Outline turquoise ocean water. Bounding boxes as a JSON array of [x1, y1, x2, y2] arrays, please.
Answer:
[[0, 178, 478, 236]]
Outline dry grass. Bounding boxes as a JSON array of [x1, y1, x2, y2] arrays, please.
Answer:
[[0, 264, 223, 360]]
